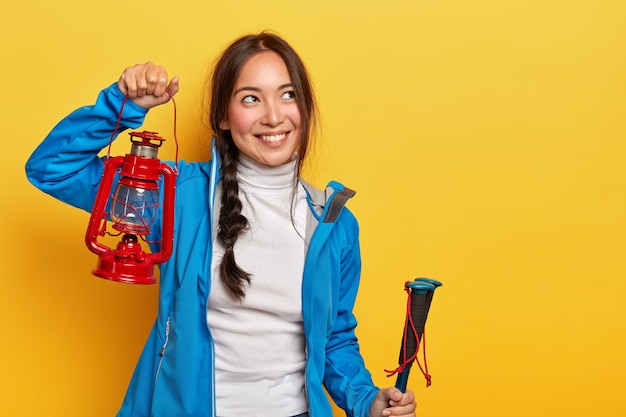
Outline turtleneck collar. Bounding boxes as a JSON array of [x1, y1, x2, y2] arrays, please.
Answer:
[[236, 153, 298, 190]]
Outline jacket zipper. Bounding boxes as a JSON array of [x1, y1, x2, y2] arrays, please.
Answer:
[[208, 150, 218, 417], [160, 317, 171, 355], [207, 295, 217, 417], [154, 316, 170, 385]]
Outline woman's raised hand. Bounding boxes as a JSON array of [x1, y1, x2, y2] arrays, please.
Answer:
[[118, 62, 180, 109]]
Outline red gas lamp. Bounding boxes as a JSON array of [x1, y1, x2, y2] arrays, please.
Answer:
[[85, 131, 177, 284]]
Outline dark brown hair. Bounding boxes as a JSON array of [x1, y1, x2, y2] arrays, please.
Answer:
[[208, 31, 318, 301]]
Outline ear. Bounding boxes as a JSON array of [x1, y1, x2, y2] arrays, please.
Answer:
[[219, 117, 230, 130]]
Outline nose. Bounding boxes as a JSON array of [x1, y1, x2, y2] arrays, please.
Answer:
[[261, 101, 284, 127]]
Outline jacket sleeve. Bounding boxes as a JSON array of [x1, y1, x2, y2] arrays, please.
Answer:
[[323, 210, 380, 417], [25, 83, 148, 212]]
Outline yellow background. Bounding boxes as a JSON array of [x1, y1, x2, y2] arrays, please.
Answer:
[[1, 0, 625, 416]]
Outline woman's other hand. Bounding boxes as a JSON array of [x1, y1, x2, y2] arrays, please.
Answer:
[[369, 387, 416, 417]]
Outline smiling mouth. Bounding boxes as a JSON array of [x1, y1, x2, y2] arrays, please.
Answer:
[[258, 133, 288, 143]]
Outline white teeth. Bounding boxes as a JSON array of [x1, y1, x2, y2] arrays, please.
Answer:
[[259, 133, 286, 142]]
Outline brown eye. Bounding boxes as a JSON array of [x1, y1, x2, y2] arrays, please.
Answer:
[[242, 95, 259, 103]]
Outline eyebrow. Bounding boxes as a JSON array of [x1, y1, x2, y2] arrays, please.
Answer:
[[234, 83, 294, 95]]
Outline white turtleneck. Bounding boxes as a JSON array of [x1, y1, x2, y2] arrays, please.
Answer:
[[207, 153, 309, 417]]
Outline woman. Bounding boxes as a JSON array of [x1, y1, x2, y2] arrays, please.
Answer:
[[26, 32, 416, 417]]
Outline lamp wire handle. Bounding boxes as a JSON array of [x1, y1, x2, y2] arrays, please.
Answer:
[[107, 90, 180, 173]]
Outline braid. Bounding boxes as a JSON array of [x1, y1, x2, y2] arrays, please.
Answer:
[[217, 137, 251, 301]]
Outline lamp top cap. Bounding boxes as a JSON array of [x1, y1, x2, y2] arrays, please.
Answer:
[[129, 131, 165, 148]]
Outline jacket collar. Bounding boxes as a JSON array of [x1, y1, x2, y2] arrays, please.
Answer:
[[208, 136, 355, 241]]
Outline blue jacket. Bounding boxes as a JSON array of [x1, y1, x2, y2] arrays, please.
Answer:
[[25, 84, 379, 417]]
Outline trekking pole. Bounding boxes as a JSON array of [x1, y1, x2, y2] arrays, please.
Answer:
[[389, 277, 442, 392]]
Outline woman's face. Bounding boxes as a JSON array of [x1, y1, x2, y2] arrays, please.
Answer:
[[220, 51, 302, 167]]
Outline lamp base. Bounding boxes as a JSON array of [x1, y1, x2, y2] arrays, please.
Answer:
[[92, 255, 156, 285]]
